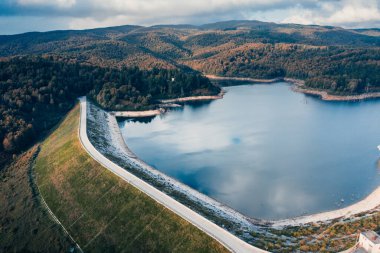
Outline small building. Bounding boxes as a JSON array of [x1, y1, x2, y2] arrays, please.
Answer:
[[351, 231, 380, 253]]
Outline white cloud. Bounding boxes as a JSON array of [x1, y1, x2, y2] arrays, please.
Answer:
[[88, 0, 283, 15], [327, 0, 380, 24], [282, 0, 380, 27], [66, 0, 290, 29], [68, 0, 380, 29], [1, 0, 380, 34]]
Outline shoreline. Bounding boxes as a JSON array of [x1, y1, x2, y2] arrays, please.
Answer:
[[106, 77, 380, 228], [112, 109, 164, 118], [110, 73, 380, 118], [292, 85, 380, 101], [113, 91, 225, 118], [84, 98, 380, 252], [80, 98, 264, 253], [85, 99, 268, 248], [206, 74, 281, 83], [207, 74, 380, 101], [271, 186, 380, 227], [159, 90, 225, 104], [108, 103, 380, 228]]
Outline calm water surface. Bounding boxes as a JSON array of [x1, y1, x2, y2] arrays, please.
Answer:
[[119, 82, 380, 219]]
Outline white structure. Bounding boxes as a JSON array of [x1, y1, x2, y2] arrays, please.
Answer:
[[356, 231, 380, 253]]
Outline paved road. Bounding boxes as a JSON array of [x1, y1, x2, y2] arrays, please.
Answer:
[[78, 97, 268, 253]]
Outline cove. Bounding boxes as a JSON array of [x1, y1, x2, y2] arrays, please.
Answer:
[[119, 82, 380, 220]]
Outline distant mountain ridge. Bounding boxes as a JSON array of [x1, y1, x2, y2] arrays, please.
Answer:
[[1, 20, 379, 46], [0, 20, 379, 94], [1, 20, 379, 60], [0, 19, 379, 164]]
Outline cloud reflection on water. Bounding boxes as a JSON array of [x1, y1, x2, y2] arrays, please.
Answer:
[[120, 83, 380, 219]]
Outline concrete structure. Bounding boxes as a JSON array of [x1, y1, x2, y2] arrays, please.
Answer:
[[357, 231, 380, 253], [347, 231, 380, 253]]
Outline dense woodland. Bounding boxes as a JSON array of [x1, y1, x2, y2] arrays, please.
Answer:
[[0, 57, 217, 158], [187, 44, 380, 94], [1, 21, 379, 95], [91, 67, 218, 110], [1, 20, 380, 163]]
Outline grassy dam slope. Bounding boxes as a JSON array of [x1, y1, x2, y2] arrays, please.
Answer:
[[34, 104, 228, 253], [0, 146, 72, 252]]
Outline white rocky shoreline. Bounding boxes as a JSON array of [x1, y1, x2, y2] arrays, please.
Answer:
[[80, 75, 380, 253], [88, 99, 380, 231], [86, 101, 268, 243], [95, 75, 380, 229]]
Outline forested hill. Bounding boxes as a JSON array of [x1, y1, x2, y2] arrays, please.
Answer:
[[0, 57, 217, 161], [0, 20, 379, 94], [1, 20, 380, 163]]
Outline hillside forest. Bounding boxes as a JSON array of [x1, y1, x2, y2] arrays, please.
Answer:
[[0, 20, 380, 164], [0, 57, 218, 160]]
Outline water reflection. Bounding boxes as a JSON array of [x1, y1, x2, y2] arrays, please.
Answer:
[[119, 83, 380, 219], [211, 79, 254, 87], [121, 116, 156, 124], [183, 100, 214, 110]]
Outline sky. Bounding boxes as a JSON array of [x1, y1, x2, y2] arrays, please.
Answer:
[[0, 0, 379, 35]]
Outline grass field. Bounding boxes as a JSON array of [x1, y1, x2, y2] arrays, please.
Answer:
[[0, 146, 72, 253], [34, 104, 228, 253]]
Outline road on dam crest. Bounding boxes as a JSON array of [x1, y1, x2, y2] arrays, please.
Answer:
[[78, 97, 267, 253]]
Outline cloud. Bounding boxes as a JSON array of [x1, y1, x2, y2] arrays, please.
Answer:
[[0, 0, 379, 34], [282, 0, 380, 28], [327, 0, 380, 24]]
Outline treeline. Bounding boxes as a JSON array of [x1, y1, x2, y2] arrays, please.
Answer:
[[188, 45, 380, 94], [91, 67, 218, 110], [0, 56, 218, 155]]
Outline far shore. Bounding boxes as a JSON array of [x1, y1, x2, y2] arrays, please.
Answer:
[[207, 74, 380, 101], [112, 91, 225, 118], [112, 109, 164, 118], [292, 85, 380, 101], [112, 75, 380, 118], [159, 90, 225, 104], [102, 94, 380, 230], [206, 74, 281, 83]]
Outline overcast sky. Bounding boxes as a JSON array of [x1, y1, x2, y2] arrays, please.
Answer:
[[0, 0, 379, 35]]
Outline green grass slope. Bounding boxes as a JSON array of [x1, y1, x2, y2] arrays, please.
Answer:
[[34, 104, 228, 253], [0, 146, 73, 253]]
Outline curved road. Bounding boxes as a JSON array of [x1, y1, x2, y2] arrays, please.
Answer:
[[78, 97, 267, 253]]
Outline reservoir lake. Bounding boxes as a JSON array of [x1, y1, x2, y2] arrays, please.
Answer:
[[119, 82, 380, 220]]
